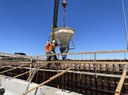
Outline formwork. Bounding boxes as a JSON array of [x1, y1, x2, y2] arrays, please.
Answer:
[[0, 50, 128, 95]]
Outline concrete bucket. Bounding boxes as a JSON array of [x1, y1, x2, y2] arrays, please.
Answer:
[[54, 27, 75, 60]]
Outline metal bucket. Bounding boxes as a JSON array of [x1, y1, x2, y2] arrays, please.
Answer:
[[54, 27, 75, 60]]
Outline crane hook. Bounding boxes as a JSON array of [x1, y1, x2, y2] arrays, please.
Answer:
[[62, 0, 67, 8]]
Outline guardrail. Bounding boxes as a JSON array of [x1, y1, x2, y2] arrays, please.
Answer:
[[1, 50, 128, 61], [38, 50, 128, 60]]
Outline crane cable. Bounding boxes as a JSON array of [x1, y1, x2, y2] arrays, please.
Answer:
[[122, 0, 128, 49], [62, 0, 67, 27]]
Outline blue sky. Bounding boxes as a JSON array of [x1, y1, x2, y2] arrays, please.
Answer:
[[0, 0, 128, 55]]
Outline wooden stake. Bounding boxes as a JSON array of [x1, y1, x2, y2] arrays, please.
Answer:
[[13, 71, 30, 78], [114, 69, 127, 95], [0, 64, 27, 74], [23, 66, 74, 95]]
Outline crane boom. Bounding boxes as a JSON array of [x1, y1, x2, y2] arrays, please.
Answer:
[[53, 0, 59, 28], [51, 0, 59, 41]]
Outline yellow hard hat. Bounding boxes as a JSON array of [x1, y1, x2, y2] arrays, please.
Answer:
[[52, 40, 55, 43]]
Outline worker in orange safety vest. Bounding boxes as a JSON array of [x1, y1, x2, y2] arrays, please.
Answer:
[[45, 40, 51, 61], [49, 40, 59, 60]]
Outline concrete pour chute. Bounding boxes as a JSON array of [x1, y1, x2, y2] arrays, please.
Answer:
[[0, 75, 82, 95]]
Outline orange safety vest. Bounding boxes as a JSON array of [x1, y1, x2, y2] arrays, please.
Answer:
[[45, 43, 51, 53], [49, 43, 55, 52]]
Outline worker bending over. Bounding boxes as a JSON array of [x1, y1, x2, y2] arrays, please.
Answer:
[[45, 40, 59, 61]]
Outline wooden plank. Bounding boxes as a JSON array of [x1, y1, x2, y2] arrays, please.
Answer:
[[13, 71, 30, 78], [23, 66, 74, 95], [0, 66, 8, 69], [36, 61, 128, 65], [0, 64, 27, 74], [114, 69, 127, 95]]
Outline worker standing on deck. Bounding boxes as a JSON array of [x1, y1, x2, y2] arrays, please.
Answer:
[[49, 40, 59, 60], [45, 40, 51, 61]]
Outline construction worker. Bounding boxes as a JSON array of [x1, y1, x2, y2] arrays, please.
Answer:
[[49, 40, 59, 60], [45, 40, 51, 61]]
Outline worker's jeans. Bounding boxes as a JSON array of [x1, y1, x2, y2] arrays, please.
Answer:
[[46, 52, 51, 61], [46, 51, 58, 61], [51, 50, 58, 60]]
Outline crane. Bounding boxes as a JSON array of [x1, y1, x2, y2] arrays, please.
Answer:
[[46, 0, 75, 60]]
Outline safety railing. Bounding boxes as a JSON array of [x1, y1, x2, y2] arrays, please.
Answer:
[[38, 50, 128, 61], [1, 50, 128, 61]]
